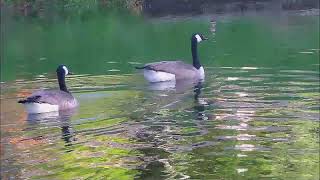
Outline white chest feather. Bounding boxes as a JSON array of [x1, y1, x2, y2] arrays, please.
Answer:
[[24, 103, 59, 114], [143, 70, 176, 83], [198, 66, 205, 79]]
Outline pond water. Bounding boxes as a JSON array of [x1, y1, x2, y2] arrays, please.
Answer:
[[1, 11, 319, 179]]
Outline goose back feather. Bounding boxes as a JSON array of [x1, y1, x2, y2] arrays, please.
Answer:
[[143, 61, 201, 80], [20, 89, 78, 109]]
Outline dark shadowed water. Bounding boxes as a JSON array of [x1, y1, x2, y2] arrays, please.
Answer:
[[1, 11, 319, 179]]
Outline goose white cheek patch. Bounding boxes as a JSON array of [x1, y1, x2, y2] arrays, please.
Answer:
[[195, 34, 202, 42], [62, 66, 69, 75]]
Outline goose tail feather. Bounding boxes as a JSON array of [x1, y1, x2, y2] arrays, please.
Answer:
[[18, 95, 41, 104], [18, 99, 27, 104], [135, 66, 146, 69]]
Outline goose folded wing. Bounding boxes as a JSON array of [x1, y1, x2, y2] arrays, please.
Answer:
[[26, 90, 74, 105], [144, 61, 198, 79]]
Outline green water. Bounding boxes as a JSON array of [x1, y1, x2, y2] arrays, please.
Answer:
[[1, 12, 319, 179]]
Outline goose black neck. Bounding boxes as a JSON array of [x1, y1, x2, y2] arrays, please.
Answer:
[[57, 73, 69, 93], [191, 39, 201, 69]]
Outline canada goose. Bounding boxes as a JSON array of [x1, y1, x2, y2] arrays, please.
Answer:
[[136, 33, 208, 83], [18, 65, 78, 114]]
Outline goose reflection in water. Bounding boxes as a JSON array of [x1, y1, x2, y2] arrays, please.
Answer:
[[26, 109, 77, 151], [146, 79, 211, 122], [154, 80, 212, 120], [145, 79, 209, 110], [147, 79, 201, 92], [193, 81, 208, 121], [136, 80, 213, 179]]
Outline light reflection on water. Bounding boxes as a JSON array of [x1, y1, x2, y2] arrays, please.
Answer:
[[1, 66, 319, 179]]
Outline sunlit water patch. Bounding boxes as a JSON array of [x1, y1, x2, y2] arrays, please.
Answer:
[[1, 67, 319, 179], [1, 12, 319, 180]]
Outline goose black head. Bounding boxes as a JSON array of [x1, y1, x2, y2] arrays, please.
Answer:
[[57, 65, 72, 76], [191, 33, 208, 43]]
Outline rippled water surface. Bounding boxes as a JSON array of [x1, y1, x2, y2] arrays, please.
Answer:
[[1, 12, 319, 179]]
